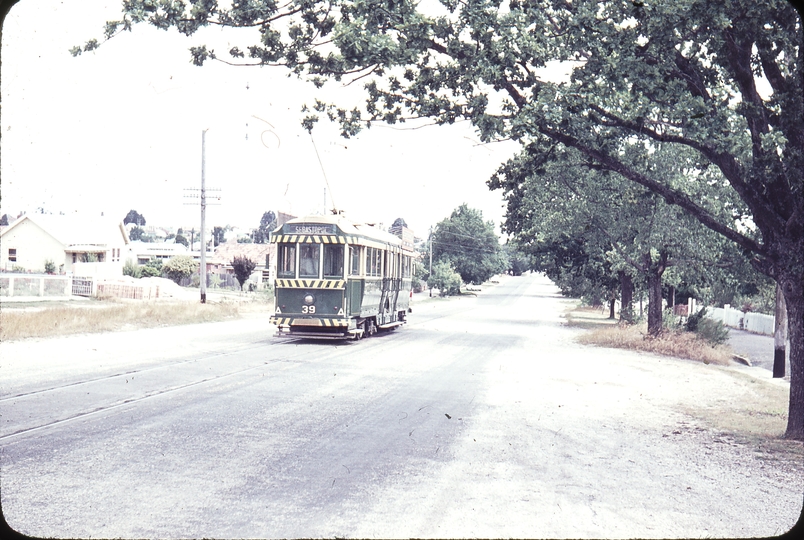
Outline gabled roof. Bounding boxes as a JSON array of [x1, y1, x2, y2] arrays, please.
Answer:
[[0, 213, 129, 247]]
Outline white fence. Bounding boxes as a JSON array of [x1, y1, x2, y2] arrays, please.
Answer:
[[706, 306, 775, 336], [0, 273, 72, 298]]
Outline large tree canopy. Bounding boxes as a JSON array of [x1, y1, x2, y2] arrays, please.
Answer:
[[78, 0, 803, 438], [432, 203, 505, 285]]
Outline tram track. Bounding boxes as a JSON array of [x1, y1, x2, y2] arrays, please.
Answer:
[[0, 326, 411, 443]]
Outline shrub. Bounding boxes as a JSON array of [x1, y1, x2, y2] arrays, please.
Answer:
[[141, 258, 163, 278], [694, 317, 730, 346], [686, 307, 729, 346], [44, 260, 57, 274], [123, 259, 142, 279], [162, 255, 198, 285], [427, 261, 462, 296]]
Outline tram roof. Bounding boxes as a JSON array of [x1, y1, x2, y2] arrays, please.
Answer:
[[275, 214, 408, 248]]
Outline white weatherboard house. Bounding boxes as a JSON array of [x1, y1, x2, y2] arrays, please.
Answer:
[[0, 213, 130, 275]]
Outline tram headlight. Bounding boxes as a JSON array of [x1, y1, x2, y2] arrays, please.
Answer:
[[303, 294, 315, 305]]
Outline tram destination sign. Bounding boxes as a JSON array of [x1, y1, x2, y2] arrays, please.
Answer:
[[285, 224, 337, 235]]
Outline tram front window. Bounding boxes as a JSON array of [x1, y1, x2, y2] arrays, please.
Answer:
[[277, 243, 296, 278], [323, 244, 344, 278], [299, 244, 320, 278]]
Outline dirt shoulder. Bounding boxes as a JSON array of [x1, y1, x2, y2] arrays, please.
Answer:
[[563, 303, 803, 475]]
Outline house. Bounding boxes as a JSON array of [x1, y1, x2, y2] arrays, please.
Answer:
[[0, 213, 129, 274], [209, 240, 275, 288], [126, 241, 190, 265]]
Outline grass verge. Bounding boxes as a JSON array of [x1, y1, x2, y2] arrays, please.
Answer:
[[567, 306, 732, 365], [0, 299, 243, 341]]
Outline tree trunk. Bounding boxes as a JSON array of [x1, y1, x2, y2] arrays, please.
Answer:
[[781, 271, 803, 440], [608, 298, 616, 319], [774, 283, 788, 378], [620, 271, 634, 323], [667, 286, 675, 308], [647, 270, 663, 336]]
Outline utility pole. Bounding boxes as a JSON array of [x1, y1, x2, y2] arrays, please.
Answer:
[[200, 129, 208, 304], [429, 226, 433, 297], [184, 130, 221, 304]]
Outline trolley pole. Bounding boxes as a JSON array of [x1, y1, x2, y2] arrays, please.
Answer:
[[200, 129, 208, 304]]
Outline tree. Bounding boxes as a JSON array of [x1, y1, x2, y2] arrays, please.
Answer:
[[212, 226, 226, 247], [123, 209, 146, 227], [78, 0, 804, 437], [174, 234, 189, 248], [128, 226, 144, 242], [162, 255, 198, 285], [0, 214, 9, 226], [392, 217, 407, 228], [253, 211, 277, 244], [231, 256, 258, 291], [494, 145, 743, 333], [432, 204, 505, 286]]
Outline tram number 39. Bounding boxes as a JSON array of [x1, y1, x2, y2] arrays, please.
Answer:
[[302, 305, 316, 314]]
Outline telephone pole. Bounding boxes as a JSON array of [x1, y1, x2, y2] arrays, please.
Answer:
[[184, 129, 221, 304], [200, 129, 208, 303]]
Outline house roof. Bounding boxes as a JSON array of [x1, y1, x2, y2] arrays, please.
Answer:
[[211, 241, 272, 266], [1, 213, 129, 248]]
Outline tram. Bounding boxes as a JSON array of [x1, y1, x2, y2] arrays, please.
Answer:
[[268, 214, 416, 340]]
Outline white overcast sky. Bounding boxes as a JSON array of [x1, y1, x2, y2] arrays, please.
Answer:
[[1, 0, 525, 238]]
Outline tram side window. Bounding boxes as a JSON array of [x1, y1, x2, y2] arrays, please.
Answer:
[[299, 244, 320, 278], [349, 246, 362, 275], [323, 244, 344, 278], [277, 244, 296, 278], [365, 247, 382, 277], [402, 256, 411, 278]]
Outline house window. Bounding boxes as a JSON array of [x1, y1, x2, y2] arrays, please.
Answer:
[[8, 248, 16, 262], [73, 253, 77, 264]]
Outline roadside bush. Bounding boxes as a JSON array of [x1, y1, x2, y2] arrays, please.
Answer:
[[427, 261, 462, 296], [163, 255, 198, 285], [686, 307, 729, 346], [44, 260, 56, 274], [694, 317, 730, 346]]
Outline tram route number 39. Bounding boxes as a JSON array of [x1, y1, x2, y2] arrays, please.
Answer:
[[301, 305, 316, 314]]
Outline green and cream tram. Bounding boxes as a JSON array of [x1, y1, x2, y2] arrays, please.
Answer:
[[269, 215, 415, 340]]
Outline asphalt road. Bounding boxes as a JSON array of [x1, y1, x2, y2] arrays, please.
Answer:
[[1, 274, 801, 538]]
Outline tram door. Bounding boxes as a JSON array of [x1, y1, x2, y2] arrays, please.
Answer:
[[380, 251, 399, 324]]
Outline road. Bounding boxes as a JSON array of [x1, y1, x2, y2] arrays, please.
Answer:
[[1, 274, 801, 538]]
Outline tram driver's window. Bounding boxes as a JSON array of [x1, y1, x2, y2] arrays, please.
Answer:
[[323, 244, 344, 278], [277, 243, 296, 278], [299, 244, 320, 278]]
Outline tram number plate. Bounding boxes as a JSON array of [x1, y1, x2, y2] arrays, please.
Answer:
[[301, 305, 316, 314]]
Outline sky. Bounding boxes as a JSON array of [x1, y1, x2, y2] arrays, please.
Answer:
[[0, 0, 524, 239]]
